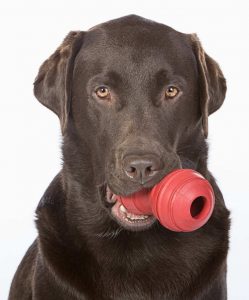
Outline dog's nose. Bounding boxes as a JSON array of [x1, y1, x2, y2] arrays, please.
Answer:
[[123, 155, 162, 184]]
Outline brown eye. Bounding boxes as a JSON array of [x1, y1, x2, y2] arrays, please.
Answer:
[[95, 86, 110, 99], [165, 86, 179, 99]]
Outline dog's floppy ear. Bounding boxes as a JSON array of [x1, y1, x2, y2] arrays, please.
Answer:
[[190, 34, 226, 138], [34, 31, 84, 135]]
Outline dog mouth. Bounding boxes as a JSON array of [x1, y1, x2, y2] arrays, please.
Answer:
[[105, 186, 156, 231]]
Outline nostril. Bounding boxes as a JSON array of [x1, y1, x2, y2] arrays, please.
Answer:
[[130, 166, 136, 173], [123, 155, 163, 183], [145, 165, 155, 176], [125, 166, 137, 178]]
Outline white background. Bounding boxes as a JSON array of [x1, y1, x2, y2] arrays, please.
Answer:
[[0, 1, 248, 299]]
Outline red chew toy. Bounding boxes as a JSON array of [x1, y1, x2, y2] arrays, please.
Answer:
[[116, 169, 215, 232]]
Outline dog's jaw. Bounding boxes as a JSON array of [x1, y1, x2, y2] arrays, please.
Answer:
[[105, 186, 156, 231]]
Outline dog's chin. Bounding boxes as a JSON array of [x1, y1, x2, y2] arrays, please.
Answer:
[[102, 185, 157, 232]]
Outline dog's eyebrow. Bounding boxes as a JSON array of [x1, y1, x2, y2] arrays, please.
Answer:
[[87, 71, 124, 92], [155, 69, 187, 87]]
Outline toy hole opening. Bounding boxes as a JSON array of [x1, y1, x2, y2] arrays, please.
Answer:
[[190, 197, 205, 218]]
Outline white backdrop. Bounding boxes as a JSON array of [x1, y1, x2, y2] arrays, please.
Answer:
[[0, 1, 248, 299]]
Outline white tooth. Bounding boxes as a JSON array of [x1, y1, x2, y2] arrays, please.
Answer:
[[126, 212, 134, 219], [120, 205, 127, 213], [126, 212, 149, 220], [119, 205, 151, 221]]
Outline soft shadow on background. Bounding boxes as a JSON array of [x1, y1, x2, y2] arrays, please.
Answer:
[[0, 1, 248, 299]]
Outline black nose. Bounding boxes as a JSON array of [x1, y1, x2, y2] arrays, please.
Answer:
[[123, 155, 162, 184]]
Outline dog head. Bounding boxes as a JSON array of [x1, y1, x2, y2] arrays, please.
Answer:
[[34, 15, 226, 232]]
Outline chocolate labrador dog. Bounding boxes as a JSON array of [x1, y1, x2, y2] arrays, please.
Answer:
[[9, 15, 230, 300]]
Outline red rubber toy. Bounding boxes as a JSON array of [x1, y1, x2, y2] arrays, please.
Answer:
[[116, 169, 215, 232]]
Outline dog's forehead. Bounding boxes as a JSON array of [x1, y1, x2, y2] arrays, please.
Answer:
[[76, 15, 196, 78], [88, 15, 186, 45]]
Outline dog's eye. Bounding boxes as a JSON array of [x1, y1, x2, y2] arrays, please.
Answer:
[[165, 86, 179, 99], [95, 86, 110, 99]]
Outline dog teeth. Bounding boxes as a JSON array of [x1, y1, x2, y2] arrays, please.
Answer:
[[126, 213, 149, 220], [119, 205, 149, 221], [120, 205, 127, 213]]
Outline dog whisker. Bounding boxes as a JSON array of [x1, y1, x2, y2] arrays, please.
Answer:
[[95, 227, 124, 239]]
